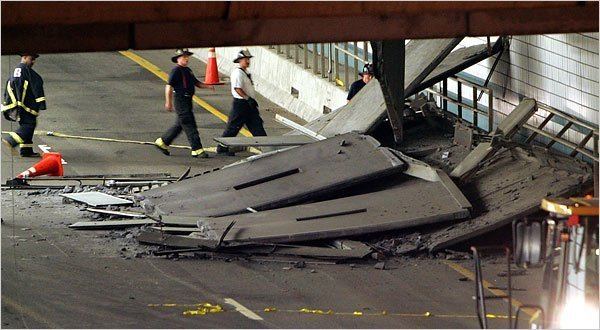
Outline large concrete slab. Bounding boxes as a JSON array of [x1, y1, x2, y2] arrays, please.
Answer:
[[194, 166, 471, 244], [417, 39, 504, 90], [141, 133, 407, 217], [428, 146, 592, 251], [302, 38, 462, 138]]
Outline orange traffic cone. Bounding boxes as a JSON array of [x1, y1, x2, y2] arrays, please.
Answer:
[[204, 47, 223, 85], [16, 152, 64, 179]]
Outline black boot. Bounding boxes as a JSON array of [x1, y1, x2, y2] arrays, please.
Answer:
[[20, 147, 40, 158], [216, 144, 235, 156]]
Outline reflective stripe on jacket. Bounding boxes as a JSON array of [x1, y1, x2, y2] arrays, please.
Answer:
[[2, 63, 46, 116]]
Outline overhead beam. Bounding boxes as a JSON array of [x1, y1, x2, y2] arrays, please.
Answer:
[[372, 40, 406, 144], [1, 1, 598, 54]]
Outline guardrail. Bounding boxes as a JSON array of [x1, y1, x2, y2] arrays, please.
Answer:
[[425, 76, 599, 162], [425, 77, 495, 133], [269, 42, 371, 90]]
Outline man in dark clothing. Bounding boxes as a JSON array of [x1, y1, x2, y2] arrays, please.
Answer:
[[346, 63, 374, 103], [216, 49, 267, 156], [154, 48, 214, 158], [2, 53, 47, 157]]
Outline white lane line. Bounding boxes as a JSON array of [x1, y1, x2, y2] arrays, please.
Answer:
[[223, 298, 263, 321]]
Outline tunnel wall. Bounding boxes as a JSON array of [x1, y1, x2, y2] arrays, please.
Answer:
[[192, 47, 346, 122], [456, 33, 598, 151]]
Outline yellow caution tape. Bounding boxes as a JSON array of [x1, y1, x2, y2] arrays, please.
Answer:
[[299, 308, 333, 315], [182, 303, 223, 316], [149, 302, 514, 320], [3, 130, 262, 155]]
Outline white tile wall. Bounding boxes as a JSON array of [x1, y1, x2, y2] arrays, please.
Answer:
[[459, 33, 598, 156]]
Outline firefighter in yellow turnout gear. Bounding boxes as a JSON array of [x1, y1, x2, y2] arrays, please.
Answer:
[[2, 53, 47, 157]]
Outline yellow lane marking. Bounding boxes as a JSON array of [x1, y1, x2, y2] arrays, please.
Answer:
[[118, 50, 252, 137], [443, 260, 534, 317], [1, 294, 58, 328]]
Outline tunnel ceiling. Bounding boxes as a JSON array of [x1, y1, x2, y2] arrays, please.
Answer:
[[1, 1, 598, 54]]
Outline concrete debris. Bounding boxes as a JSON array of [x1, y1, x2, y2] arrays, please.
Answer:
[[374, 261, 386, 270], [450, 98, 537, 182], [444, 251, 471, 260], [293, 261, 306, 269], [497, 269, 528, 277]]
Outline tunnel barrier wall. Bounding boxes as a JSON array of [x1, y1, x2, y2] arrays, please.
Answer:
[[192, 47, 347, 122]]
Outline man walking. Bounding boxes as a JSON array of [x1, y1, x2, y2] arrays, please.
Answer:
[[154, 48, 214, 158], [346, 63, 373, 103], [2, 53, 47, 157], [216, 49, 267, 156]]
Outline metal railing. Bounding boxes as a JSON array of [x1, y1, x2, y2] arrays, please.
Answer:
[[425, 76, 599, 162], [425, 76, 495, 133], [522, 103, 599, 160], [269, 42, 371, 90]]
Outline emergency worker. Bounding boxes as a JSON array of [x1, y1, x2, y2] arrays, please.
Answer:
[[2, 53, 46, 157], [216, 49, 267, 156], [154, 48, 214, 158], [346, 63, 373, 103]]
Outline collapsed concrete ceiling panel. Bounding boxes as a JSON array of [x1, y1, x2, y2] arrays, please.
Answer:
[[302, 38, 463, 137], [427, 146, 592, 251], [300, 38, 506, 139], [141, 133, 407, 217], [191, 169, 470, 244], [417, 38, 504, 91]]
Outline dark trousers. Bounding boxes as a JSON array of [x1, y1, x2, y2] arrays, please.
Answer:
[[217, 98, 266, 152], [161, 94, 203, 150], [6, 109, 37, 153]]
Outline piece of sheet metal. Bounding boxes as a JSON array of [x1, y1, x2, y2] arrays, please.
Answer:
[[141, 133, 407, 217], [60, 192, 133, 207]]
